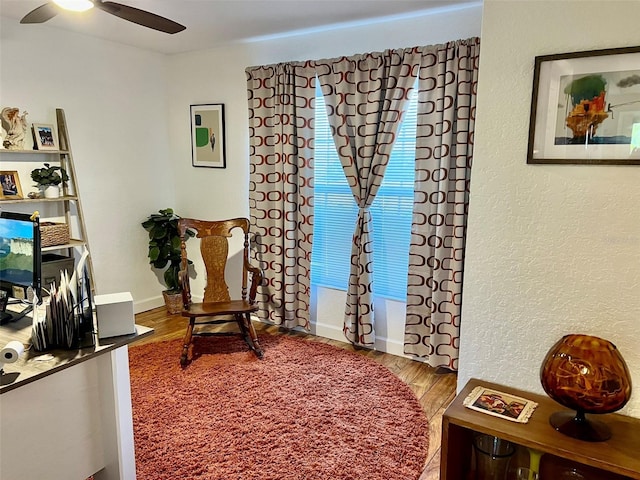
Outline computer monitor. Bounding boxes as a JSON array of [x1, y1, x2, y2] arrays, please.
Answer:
[[0, 211, 42, 324]]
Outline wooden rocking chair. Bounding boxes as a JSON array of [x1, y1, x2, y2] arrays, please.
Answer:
[[177, 217, 264, 366]]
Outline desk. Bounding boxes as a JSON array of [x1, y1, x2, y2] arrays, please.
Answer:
[[0, 314, 153, 480]]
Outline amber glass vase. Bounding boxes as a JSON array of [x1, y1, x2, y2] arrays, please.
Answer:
[[540, 334, 632, 442]]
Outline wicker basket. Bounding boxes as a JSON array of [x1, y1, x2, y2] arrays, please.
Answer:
[[40, 222, 70, 247], [163, 290, 183, 315]]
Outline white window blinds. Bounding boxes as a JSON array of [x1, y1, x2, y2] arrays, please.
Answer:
[[311, 85, 417, 301]]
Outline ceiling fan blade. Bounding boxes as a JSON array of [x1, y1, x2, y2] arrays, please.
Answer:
[[20, 3, 60, 24], [95, 1, 185, 34]]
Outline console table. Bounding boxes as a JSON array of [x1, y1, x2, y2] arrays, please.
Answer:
[[0, 313, 153, 480], [441, 378, 640, 480]]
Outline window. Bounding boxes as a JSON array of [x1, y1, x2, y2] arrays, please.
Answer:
[[311, 85, 417, 301]]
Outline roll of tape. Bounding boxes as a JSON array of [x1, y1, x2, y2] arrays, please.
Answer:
[[1, 341, 25, 364]]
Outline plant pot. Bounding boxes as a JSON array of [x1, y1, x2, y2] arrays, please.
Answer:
[[162, 290, 183, 315], [43, 185, 60, 198]]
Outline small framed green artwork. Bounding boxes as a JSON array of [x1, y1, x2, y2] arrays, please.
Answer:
[[190, 104, 226, 168]]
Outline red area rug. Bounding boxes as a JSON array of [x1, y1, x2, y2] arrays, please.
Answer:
[[129, 334, 429, 480]]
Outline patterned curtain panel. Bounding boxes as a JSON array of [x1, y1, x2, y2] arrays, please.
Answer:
[[315, 48, 421, 346], [246, 62, 316, 329], [404, 38, 480, 370]]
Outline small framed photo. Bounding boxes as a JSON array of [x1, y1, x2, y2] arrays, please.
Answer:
[[463, 386, 538, 423], [527, 46, 640, 165], [32, 123, 58, 150], [0, 171, 24, 199], [190, 104, 226, 168]]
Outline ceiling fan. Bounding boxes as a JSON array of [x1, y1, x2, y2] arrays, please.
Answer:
[[20, 0, 186, 34]]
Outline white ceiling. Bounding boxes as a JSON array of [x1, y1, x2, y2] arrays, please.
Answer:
[[0, 0, 477, 54]]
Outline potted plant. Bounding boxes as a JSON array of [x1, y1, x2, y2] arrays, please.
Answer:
[[141, 208, 194, 314], [30, 162, 69, 198]]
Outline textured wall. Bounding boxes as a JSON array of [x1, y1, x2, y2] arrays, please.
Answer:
[[459, 1, 640, 418]]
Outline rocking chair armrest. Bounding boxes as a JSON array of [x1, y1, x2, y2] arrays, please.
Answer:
[[246, 263, 263, 303], [178, 268, 192, 309]]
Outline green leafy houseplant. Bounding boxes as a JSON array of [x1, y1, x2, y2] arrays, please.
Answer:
[[30, 163, 69, 187], [141, 208, 194, 293]]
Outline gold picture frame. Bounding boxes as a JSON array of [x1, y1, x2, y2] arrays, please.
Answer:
[[0, 170, 24, 199]]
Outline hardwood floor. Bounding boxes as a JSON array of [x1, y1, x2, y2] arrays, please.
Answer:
[[133, 307, 457, 480]]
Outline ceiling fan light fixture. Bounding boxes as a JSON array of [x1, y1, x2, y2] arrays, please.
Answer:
[[53, 0, 94, 12], [21, 0, 184, 34]]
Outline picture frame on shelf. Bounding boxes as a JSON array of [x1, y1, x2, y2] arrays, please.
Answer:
[[32, 123, 58, 150], [190, 104, 226, 168], [0, 170, 24, 199], [527, 46, 640, 165], [462, 385, 538, 423]]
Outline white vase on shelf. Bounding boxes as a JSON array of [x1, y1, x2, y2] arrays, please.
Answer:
[[43, 185, 60, 199]]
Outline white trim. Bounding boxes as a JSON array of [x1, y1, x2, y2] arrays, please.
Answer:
[[134, 296, 164, 314], [309, 319, 415, 360]]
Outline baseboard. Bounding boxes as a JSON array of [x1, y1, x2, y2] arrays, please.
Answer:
[[134, 294, 203, 315], [307, 320, 414, 361], [376, 336, 410, 358], [134, 303, 417, 363], [134, 296, 164, 314]]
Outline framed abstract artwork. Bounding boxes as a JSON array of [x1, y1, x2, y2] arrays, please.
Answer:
[[190, 104, 226, 168], [527, 46, 640, 165]]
